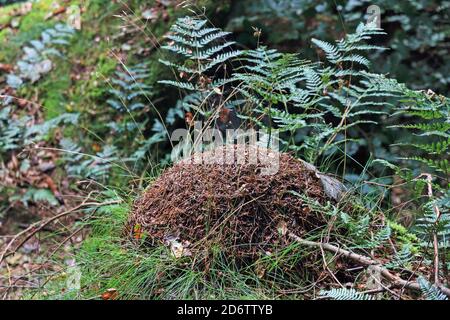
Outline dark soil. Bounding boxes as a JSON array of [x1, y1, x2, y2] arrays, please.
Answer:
[[126, 145, 332, 257]]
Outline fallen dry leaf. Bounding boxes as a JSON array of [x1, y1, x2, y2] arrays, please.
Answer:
[[101, 288, 118, 300], [218, 107, 230, 123], [0, 63, 14, 73], [185, 112, 194, 127], [92, 143, 102, 153], [276, 220, 288, 236], [133, 224, 143, 240]]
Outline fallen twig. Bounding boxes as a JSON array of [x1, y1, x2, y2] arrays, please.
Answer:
[[288, 233, 450, 298], [0, 198, 121, 266]]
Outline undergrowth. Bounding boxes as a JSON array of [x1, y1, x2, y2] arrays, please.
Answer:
[[1, 2, 449, 300], [38, 199, 317, 300]]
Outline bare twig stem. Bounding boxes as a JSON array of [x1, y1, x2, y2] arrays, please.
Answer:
[[419, 173, 442, 285], [288, 233, 450, 297], [0, 198, 121, 266]]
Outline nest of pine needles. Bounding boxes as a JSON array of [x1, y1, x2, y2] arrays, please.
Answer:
[[125, 145, 342, 260]]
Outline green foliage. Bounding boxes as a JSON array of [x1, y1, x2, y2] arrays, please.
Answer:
[[160, 18, 403, 166], [227, 0, 450, 96], [0, 105, 79, 206], [0, 0, 25, 5], [26, 112, 79, 139], [20, 188, 58, 206], [225, 0, 450, 176], [7, 23, 75, 88], [59, 138, 118, 183], [159, 18, 449, 280], [0, 105, 79, 157], [388, 220, 419, 247], [418, 277, 448, 300], [129, 130, 165, 163], [361, 225, 391, 249], [158, 16, 242, 91], [0, 106, 28, 155], [319, 288, 372, 300], [375, 82, 450, 268], [385, 244, 414, 269], [389, 90, 449, 176], [40, 198, 313, 300], [3, 2, 450, 300], [106, 63, 152, 113], [415, 199, 450, 249], [102, 61, 168, 167], [232, 20, 399, 165]]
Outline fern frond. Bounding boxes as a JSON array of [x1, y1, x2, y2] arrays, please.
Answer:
[[200, 50, 242, 73], [107, 63, 152, 113], [338, 54, 370, 67], [320, 288, 372, 300], [159, 16, 242, 97], [418, 277, 448, 300], [385, 244, 414, 269], [7, 23, 75, 86], [405, 157, 448, 174], [157, 80, 197, 91], [311, 38, 341, 63], [406, 139, 450, 155]]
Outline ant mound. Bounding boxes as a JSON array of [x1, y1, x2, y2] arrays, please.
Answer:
[[126, 144, 345, 258]]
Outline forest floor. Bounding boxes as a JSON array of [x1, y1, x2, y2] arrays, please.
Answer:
[[0, 0, 227, 300], [0, 0, 139, 299]]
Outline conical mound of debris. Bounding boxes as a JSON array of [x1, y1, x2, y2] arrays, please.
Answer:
[[126, 145, 343, 257]]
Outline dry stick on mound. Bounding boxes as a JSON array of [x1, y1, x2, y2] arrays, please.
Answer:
[[288, 233, 450, 298]]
